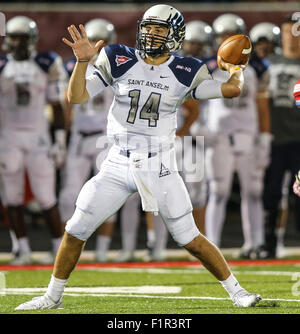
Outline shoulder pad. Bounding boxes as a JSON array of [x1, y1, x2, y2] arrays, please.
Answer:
[[34, 51, 58, 73], [104, 44, 138, 79], [168, 55, 205, 87], [0, 55, 8, 74], [249, 52, 269, 79]]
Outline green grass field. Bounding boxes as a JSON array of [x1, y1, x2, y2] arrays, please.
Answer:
[[1, 260, 300, 315]]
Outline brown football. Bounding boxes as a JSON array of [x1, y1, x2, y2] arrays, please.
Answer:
[[217, 34, 252, 70]]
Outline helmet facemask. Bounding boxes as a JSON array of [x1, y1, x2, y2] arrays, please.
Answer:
[[137, 20, 171, 57], [3, 34, 36, 60]]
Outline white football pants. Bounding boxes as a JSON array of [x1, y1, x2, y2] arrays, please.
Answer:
[[66, 144, 200, 247], [59, 131, 116, 222], [205, 133, 265, 249], [0, 128, 57, 209]]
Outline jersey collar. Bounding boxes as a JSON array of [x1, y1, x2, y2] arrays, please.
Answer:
[[135, 49, 174, 70]]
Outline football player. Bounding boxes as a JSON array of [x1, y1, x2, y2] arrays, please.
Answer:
[[263, 15, 300, 258], [249, 22, 289, 259], [250, 22, 281, 60], [59, 18, 117, 262], [181, 20, 215, 236], [15, 4, 261, 310], [203, 14, 272, 258], [0, 16, 67, 264]]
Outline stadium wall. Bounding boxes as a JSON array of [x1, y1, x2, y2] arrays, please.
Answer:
[[0, 2, 299, 61]]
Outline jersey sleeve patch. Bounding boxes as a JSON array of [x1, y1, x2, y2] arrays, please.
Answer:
[[64, 57, 77, 77], [34, 51, 58, 73], [104, 44, 138, 79], [168, 56, 204, 87], [0, 55, 8, 74]]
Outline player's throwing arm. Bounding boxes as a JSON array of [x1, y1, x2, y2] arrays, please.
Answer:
[[62, 24, 104, 103]]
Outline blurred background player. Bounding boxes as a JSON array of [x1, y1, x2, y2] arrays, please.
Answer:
[[263, 15, 300, 258], [203, 13, 272, 257], [0, 16, 66, 264], [249, 21, 289, 258], [179, 20, 214, 237], [59, 18, 118, 262]]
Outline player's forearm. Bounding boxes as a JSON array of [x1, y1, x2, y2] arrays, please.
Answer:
[[51, 102, 65, 130], [256, 95, 271, 133], [221, 68, 244, 98], [67, 61, 90, 104], [177, 99, 199, 137]]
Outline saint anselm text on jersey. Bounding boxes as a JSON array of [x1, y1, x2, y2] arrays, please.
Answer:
[[128, 79, 169, 91]]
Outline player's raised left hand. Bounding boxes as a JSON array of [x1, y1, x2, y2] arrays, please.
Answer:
[[62, 24, 104, 61]]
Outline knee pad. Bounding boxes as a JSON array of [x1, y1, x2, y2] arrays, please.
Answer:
[[161, 212, 200, 247], [248, 181, 263, 199], [35, 189, 57, 210], [248, 170, 264, 198], [1, 181, 24, 206], [209, 179, 230, 199], [0, 149, 23, 175], [65, 207, 99, 241]]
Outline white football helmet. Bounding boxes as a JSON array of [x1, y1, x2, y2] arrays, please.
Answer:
[[136, 4, 185, 57], [212, 13, 246, 35], [185, 20, 213, 44], [84, 18, 116, 44], [2, 15, 38, 54], [249, 22, 280, 45]]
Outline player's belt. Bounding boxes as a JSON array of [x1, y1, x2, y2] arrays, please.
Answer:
[[79, 130, 104, 137], [119, 150, 157, 159]]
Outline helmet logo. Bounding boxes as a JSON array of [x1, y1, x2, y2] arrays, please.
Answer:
[[115, 55, 132, 67]]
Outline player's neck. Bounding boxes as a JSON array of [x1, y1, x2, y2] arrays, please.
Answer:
[[143, 52, 170, 65], [283, 48, 300, 59]]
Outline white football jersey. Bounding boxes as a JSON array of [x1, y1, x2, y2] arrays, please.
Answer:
[[86, 44, 213, 151], [0, 52, 67, 131], [206, 65, 259, 136], [65, 58, 114, 134]]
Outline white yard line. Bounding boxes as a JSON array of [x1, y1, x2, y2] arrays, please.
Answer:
[[5, 286, 181, 294], [78, 267, 300, 277], [4, 289, 300, 303]]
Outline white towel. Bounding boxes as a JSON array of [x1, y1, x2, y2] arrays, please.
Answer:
[[129, 152, 159, 215]]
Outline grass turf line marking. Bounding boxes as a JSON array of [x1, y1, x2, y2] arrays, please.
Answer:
[[5, 286, 181, 294], [78, 267, 300, 277], [5, 289, 300, 303]]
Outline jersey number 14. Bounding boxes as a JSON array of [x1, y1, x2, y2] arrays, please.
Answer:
[[127, 89, 161, 127]]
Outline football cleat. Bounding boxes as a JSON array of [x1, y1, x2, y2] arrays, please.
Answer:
[[115, 251, 135, 263], [10, 253, 32, 265], [37, 253, 55, 265], [15, 294, 62, 311], [95, 251, 108, 263], [232, 289, 262, 307]]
